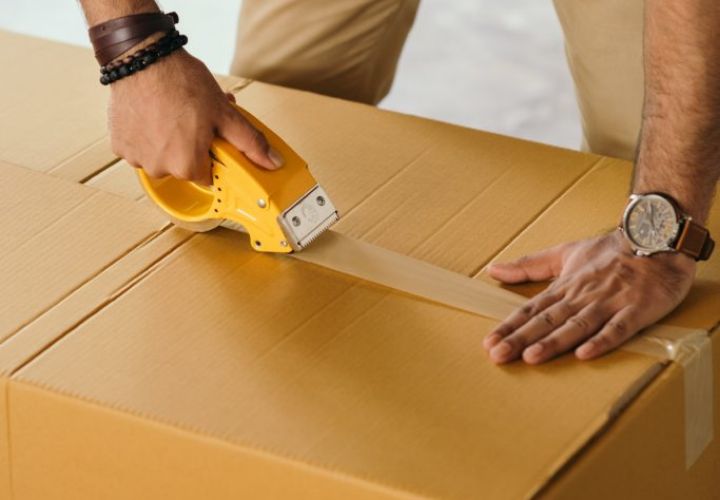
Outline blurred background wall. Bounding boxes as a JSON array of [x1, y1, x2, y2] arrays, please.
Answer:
[[0, 0, 580, 149]]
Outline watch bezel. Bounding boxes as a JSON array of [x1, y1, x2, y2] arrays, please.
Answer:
[[621, 193, 682, 256]]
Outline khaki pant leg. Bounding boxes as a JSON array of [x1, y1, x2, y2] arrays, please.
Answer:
[[230, 0, 419, 105], [553, 0, 644, 160]]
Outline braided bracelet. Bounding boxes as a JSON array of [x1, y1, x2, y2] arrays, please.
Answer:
[[99, 30, 188, 86]]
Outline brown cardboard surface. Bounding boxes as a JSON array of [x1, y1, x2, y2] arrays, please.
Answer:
[[12, 230, 662, 499], [0, 161, 171, 499], [232, 82, 601, 275], [0, 162, 169, 345], [0, 30, 246, 183], [0, 30, 111, 176], [84, 160, 148, 201], [9, 381, 409, 500], [540, 332, 720, 499]]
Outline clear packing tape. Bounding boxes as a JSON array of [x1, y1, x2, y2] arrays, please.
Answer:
[[623, 326, 714, 468], [294, 230, 714, 469]]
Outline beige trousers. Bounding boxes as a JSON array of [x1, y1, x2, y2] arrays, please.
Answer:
[[231, 0, 644, 160]]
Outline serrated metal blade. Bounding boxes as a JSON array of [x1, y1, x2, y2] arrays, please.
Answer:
[[278, 185, 338, 251]]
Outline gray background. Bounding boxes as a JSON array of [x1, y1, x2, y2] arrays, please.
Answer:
[[0, 0, 581, 149]]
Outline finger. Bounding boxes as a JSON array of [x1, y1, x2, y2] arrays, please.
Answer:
[[140, 164, 166, 179], [489, 299, 579, 364], [522, 303, 611, 364], [487, 244, 567, 284], [225, 92, 236, 103], [166, 149, 212, 184], [218, 107, 284, 170], [575, 307, 639, 360], [192, 152, 213, 186], [483, 288, 563, 351]]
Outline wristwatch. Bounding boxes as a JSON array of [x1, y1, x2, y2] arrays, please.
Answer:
[[619, 192, 715, 261]]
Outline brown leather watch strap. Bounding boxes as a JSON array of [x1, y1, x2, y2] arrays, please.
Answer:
[[675, 219, 715, 261], [89, 12, 178, 66]]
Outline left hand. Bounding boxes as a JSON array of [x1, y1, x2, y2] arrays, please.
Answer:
[[483, 230, 696, 364]]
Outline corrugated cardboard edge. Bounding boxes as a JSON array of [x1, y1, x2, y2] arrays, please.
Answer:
[[0, 223, 190, 500], [623, 325, 714, 469], [47, 137, 118, 183], [533, 326, 716, 499], [0, 378, 10, 500], [8, 380, 424, 500], [526, 360, 666, 500], [0, 224, 189, 376]]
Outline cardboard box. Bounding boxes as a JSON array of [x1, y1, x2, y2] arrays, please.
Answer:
[[1, 32, 718, 499], [0, 161, 175, 499]]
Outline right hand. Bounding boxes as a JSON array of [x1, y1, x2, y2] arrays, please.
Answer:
[[108, 49, 283, 185]]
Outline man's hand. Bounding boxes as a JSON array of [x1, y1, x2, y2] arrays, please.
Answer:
[[483, 231, 696, 364], [108, 49, 283, 185]]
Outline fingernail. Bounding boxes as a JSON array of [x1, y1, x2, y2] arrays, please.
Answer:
[[483, 333, 502, 350], [491, 342, 512, 359], [576, 342, 594, 359], [268, 147, 284, 168], [524, 343, 544, 359]]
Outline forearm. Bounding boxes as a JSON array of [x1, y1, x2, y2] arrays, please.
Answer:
[[634, 0, 720, 223], [78, 0, 160, 26]]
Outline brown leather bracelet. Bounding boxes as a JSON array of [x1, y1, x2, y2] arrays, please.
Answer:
[[89, 11, 178, 66]]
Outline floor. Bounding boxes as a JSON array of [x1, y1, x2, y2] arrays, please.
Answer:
[[0, 0, 581, 150]]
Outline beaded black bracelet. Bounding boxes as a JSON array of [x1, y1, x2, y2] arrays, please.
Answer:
[[99, 30, 188, 85]]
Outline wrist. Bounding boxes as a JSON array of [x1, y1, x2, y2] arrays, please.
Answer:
[[81, 1, 160, 26], [107, 45, 190, 90], [632, 161, 709, 224], [618, 192, 714, 261]]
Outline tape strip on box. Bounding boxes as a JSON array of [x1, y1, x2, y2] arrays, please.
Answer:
[[293, 230, 527, 320], [623, 326, 714, 468], [295, 230, 714, 469]]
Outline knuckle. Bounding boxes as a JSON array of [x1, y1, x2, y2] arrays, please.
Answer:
[[519, 303, 534, 317], [143, 161, 163, 178], [250, 129, 269, 152], [592, 334, 611, 350], [534, 291, 560, 310], [142, 166, 159, 178], [110, 139, 124, 157], [536, 311, 557, 327], [171, 165, 194, 181], [595, 324, 627, 349], [568, 315, 591, 333], [492, 323, 513, 337], [607, 319, 629, 338], [504, 336, 527, 352], [580, 279, 600, 294], [558, 300, 575, 316]]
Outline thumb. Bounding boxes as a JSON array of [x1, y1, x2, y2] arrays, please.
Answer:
[[487, 244, 567, 284], [218, 107, 284, 170]]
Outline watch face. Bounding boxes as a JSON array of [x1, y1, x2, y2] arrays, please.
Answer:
[[625, 194, 680, 251]]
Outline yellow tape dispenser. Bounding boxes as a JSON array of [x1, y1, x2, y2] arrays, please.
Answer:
[[136, 106, 338, 253]]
